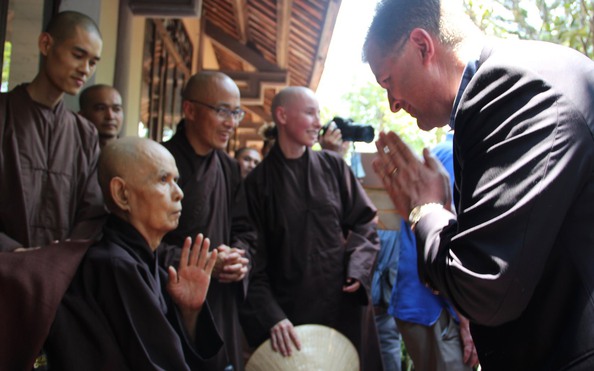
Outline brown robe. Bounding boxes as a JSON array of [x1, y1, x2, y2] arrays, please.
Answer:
[[0, 240, 91, 371], [162, 120, 256, 371], [44, 215, 223, 370], [0, 84, 106, 250], [239, 144, 383, 371]]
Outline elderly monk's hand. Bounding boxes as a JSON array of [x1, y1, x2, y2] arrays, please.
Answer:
[[373, 131, 452, 219], [167, 233, 217, 312], [213, 245, 249, 283], [271, 318, 301, 357]]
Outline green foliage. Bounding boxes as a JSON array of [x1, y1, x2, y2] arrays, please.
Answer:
[[322, 81, 445, 155], [1, 42, 11, 92], [464, 0, 594, 58]]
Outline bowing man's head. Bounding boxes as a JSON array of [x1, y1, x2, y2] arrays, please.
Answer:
[[98, 137, 184, 250]]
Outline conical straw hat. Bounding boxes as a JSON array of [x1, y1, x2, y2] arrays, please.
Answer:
[[245, 324, 359, 371]]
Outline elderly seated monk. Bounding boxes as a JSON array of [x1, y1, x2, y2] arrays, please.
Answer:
[[43, 137, 222, 370]]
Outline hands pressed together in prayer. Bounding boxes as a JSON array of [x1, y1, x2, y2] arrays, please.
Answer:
[[373, 131, 453, 219], [213, 245, 249, 283]]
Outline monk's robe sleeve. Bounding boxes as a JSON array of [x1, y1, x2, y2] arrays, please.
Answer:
[[338, 159, 380, 304]]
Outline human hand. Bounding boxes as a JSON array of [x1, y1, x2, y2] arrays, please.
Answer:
[[342, 277, 361, 293], [167, 234, 217, 311], [458, 313, 479, 367], [213, 245, 249, 283], [319, 121, 344, 154], [373, 131, 452, 219], [270, 318, 301, 357]]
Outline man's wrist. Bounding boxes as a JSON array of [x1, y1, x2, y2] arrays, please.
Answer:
[[408, 203, 444, 230]]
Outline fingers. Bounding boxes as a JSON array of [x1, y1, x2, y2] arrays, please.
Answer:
[[167, 265, 178, 285], [342, 278, 361, 293], [189, 233, 204, 266], [205, 249, 217, 276], [270, 319, 300, 357], [178, 236, 192, 269]]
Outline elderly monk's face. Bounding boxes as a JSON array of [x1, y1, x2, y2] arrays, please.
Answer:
[[126, 144, 184, 237], [43, 26, 102, 96]]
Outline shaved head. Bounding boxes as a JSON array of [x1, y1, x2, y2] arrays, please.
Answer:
[[44, 10, 101, 44], [98, 137, 169, 212], [182, 71, 239, 102], [271, 86, 312, 125]]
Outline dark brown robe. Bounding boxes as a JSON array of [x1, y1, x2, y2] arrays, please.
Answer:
[[162, 120, 256, 371], [0, 84, 106, 250], [240, 144, 383, 371], [0, 240, 90, 371], [45, 215, 223, 370]]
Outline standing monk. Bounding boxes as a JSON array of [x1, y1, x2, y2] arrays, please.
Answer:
[[162, 71, 254, 371], [79, 84, 124, 149], [239, 86, 383, 371], [0, 10, 106, 251]]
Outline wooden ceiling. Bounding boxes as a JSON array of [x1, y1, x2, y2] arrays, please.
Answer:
[[200, 0, 342, 148]]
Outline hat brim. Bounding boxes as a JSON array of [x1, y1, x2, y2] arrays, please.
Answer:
[[245, 324, 359, 371]]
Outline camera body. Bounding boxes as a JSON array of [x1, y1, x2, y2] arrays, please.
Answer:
[[321, 116, 375, 143]]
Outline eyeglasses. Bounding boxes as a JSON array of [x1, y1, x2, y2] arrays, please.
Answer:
[[187, 100, 245, 122]]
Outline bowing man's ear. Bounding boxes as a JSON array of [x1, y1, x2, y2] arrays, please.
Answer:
[[110, 176, 131, 212], [409, 28, 435, 65]]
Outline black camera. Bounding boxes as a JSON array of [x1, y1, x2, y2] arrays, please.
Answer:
[[321, 116, 375, 143]]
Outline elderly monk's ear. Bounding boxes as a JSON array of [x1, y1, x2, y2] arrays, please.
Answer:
[[110, 176, 131, 212], [38, 32, 53, 57]]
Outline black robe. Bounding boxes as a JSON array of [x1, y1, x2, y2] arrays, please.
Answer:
[[162, 120, 256, 371], [0, 84, 106, 250], [240, 144, 383, 371], [45, 215, 223, 370]]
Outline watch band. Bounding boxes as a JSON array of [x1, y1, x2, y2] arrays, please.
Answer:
[[408, 203, 444, 229]]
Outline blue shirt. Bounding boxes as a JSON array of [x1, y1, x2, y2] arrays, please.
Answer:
[[388, 133, 456, 325]]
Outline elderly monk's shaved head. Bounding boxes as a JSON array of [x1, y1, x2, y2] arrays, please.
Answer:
[[98, 137, 177, 213], [181, 71, 239, 102], [44, 10, 101, 43]]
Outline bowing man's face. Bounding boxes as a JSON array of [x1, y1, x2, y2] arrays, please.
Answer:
[[126, 143, 184, 242], [367, 29, 453, 131]]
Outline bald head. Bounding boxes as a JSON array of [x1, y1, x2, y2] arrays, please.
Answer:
[[98, 137, 170, 212], [182, 71, 239, 103], [271, 86, 313, 125], [45, 10, 101, 44]]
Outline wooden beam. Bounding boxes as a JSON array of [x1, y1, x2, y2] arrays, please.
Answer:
[[245, 105, 272, 122], [276, 0, 292, 69], [205, 69, 287, 104], [231, 0, 248, 44], [309, 0, 342, 90], [205, 20, 280, 72], [153, 19, 192, 76]]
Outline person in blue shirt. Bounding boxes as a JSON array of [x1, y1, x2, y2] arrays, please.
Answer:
[[389, 132, 477, 371]]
